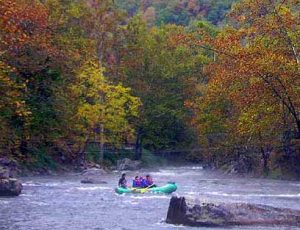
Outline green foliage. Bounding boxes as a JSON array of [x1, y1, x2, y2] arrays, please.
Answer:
[[115, 0, 237, 26], [0, 0, 139, 169], [24, 147, 58, 170], [140, 149, 167, 168], [4, 0, 299, 179], [122, 17, 206, 151], [103, 149, 135, 166]]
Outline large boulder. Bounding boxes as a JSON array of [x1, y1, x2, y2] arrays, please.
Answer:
[[0, 157, 18, 178], [0, 178, 23, 196], [166, 196, 300, 227], [0, 166, 10, 179], [223, 155, 253, 175], [117, 158, 142, 171], [80, 167, 108, 184]]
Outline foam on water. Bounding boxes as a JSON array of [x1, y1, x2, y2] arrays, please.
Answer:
[[191, 166, 203, 170], [19, 193, 34, 197], [0, 200, 10, 204], [151, 170, 177, 176], [76, 186, 110, 191], [123, 200, 139, 205], [206, 191, 300, 198], [23, 182, 43, 186], [128, 195, 170, 200]]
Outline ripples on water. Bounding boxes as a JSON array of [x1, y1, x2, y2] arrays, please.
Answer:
[[1, 166, 300, 230]]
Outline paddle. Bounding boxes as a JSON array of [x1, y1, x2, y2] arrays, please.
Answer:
[[130, 187, 138, 192], [140, 184, 155, 193], [130, 184, 155, 193]]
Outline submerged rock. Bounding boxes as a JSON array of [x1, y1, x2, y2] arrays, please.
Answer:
[[166, 196, 300, 227], [117, 158, 142, 171], [81, 167, 107, 176], [0, 178, 22, 196], [81, 179, 107, 184], [80, 167, 107, 184]]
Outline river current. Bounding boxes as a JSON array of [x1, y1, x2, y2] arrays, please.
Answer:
[[1, 166, 300, 230]]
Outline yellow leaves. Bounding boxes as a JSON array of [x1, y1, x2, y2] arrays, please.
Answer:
[[237, 102, 279, 137], [0, 60, 30, 119], [239, 15, 246, 22], [67, 3, 84, 18], [77, 103, 103, 125], [249, 76, 261, 85], [72, 60, 141, 144]]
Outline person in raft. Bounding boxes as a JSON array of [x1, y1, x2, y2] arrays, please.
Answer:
[[145, 174, 154, 187], [118, 173, 127, 188], [139, 176, 145, 187], [132, 176, 141, 188], [139, 175, 154, 188]]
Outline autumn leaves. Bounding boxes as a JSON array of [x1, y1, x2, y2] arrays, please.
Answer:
[[1, 0, 299, 174], [187, 0, 300, 171]]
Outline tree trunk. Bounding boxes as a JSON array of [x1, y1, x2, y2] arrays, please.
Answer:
[[77, 138, 90, 168], [99, 123, 104, 164], [261, 147, 270, 176], [296, 120, 300, 139], [19, 139, 28, 157], [135, 129, 142, 160]]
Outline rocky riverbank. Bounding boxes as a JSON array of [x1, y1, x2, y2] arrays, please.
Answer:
[[166, 196, 300, 227], [0, 157, 22, 196]]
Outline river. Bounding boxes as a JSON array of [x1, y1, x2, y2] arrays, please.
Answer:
[[1, 166, 300, 230]]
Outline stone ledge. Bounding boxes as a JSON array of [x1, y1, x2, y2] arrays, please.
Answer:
[[166, 196, 300, 227]]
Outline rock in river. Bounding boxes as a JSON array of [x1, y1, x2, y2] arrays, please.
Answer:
[[80, 167, 108, 184], [0, 166, 10, 179], [166, 196, 300, 227], [0, 157, 18, 178], [117, 158, 142, 171], [0, 178, 23, 196]]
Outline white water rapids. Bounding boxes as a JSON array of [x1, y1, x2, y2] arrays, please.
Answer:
[[1, 166, 300, 230]]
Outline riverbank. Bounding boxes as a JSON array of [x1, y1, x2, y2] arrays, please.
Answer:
[[1, 149, 169, 178], [3, 147, 300, 182], [186, 152, 300, 181]]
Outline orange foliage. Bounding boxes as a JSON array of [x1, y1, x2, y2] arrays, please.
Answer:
[[203, 0, 300, 137]]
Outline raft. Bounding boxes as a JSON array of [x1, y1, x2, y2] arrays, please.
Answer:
[[115, 182, 177, 194]]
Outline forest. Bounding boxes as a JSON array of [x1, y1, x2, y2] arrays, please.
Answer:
[[1, 0, 300, 178]]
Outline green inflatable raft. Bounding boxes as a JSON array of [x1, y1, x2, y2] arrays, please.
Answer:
[[115, 182, 177, 194]]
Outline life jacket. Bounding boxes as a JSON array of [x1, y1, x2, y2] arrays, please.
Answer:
[[132, 179, 140, 187], [146, 178, 153, 185], [141, 178, 148, 188]]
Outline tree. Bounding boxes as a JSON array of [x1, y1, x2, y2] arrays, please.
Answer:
[[122, 16, 206, 158], [0, 0, 140, 163], [115, 0, 237, 26], [207, 0, 300, 136], [188, 0, 300, 172], [0, 60, 28, 156], [70, 61, 140, 163], [0, 0, 60, 160]]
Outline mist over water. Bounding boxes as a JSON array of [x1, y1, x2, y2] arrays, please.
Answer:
[[1, 166, 300, 230]]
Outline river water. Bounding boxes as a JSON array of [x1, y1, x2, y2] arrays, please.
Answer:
[[1, 166, 300, 230]]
